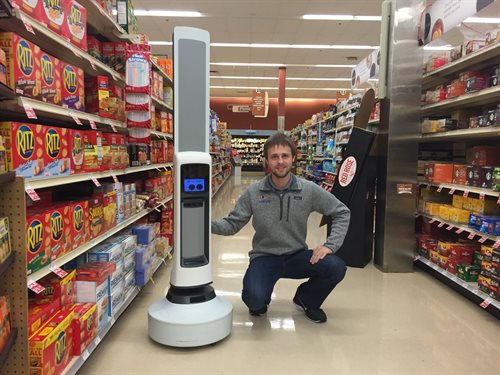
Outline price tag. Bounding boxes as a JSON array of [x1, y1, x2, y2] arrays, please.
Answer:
[[428, 218, 435, 223], [493, 240, 500, 249], [412, 255, 418, 261], [448, 188, 455, 195], [438, 222, 445, 228], [480, 299, 491, 309], [90, 175, 101, 187], [111, 124, 117, 133], [82, 350, 90, 360], [70, 112, 83, 126], [497, 196, 500, 205], [25, 186, 40, 201], [49, 264, 68, 278], [154, 206, 161, 212], [456, 228, 464, 234], [90, 60, 97, 71], [28, 280, 46, 294], [463, 190, 469, 198], [20, 98, 37, 119], [112, 174, 119, 184], [467, 232, 475, 240], [446, 225, 454, 231], [89, 120, 97, 130], [479, 193, 485, 201], [437, 186, 443, 192], [19, 13, 35, 35], [478, 236, 488, 244]]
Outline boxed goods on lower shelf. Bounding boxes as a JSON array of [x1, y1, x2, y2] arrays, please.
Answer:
[[70, 303, 97, 356], [456, 264, 480, 282], [28, 298, 60, 336], [0, 217, 11, 264], [0, 296, 11, 354], [36, 270, 77, 309]]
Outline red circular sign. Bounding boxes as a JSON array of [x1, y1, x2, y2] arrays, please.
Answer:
[[338, 156, 357, 187]]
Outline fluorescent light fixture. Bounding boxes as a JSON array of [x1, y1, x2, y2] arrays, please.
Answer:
[[423, 45, 454, 51], [210, 62, 355, 68], [463, 17, 500, 23], [133, 10, 203, 17], [149, 41, 173, 46], [210, 76, 351, 81], [303, 14, 381, 21], [210, 85, 364, 91], [149, 42, 377, 50]]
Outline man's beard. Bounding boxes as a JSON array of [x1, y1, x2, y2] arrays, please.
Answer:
[[272, 167, 291, 179]]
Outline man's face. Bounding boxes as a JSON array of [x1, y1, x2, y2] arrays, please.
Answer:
[[266, 144, 295, 179]]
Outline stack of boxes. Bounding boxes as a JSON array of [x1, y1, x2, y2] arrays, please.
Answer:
[[133, 223, 159, 287], [0, 296, 12, 354], [478, 245, 500, 301]]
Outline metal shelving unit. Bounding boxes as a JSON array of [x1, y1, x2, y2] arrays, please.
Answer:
[[421, 126, 500, 142], [212, 174, 231, 197], [0, 328, 17, 369], [151, 96, 173, 112], [150, 131, 173, 140], [0, 83, 15, 101], [0, 252, 14, 277], [419, 181, 499, 198], [151, 60, 173, 87]]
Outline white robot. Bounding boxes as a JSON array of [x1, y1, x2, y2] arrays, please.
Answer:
[[148, 27, 233, 347]]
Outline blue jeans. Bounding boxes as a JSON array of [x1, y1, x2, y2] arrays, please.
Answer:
[[242, 249, 347, 310]]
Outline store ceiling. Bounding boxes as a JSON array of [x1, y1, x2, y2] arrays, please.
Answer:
[[134, 0, 384, 99]]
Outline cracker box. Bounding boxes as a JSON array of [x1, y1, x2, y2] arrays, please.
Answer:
[[69, 200, 88, 250], [102, 190, 117, 230], [70, 303, 97, 355], [11, 0, 42, 18], [47, 204, 71, 259], [0, 32, 42, 99], [0, 217, 12, 264], [0, 122, 45, 178], [117, 134, 128, 168], [101, 132, 119, 170], [109, 279, 124, 316], [64, 1, 87, 51], [68, 128, 84, 174], [29, 310, 74, 375], [88, 195, 104, 238], [40, 0, 66, 35], [61, 62, 85, 110], [40, 52, 61, 105], [28, 298, 60, 336], [44, 126, 70, 177], [114, 43, 127, 74], [102, 42, 114, 69], [38, 270, 77, 309], [85, 76, 110, 118], [0, 48, 6, 85], [26, 209, 51, 275], [86, 241, 123, 264], [83, 130, 103, 173], [87, 36, 102, 60]]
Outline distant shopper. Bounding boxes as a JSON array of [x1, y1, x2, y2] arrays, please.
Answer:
[[212, 133, 350, 323]]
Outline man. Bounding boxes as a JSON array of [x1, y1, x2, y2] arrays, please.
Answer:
[[211, 133, 350, 323]]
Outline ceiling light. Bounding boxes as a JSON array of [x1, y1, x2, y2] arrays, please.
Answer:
[[209, 62, 355, 68], [210, 85, 363, 91], [149, 42, 377, 50], [210, 76, 351, 81], [133, 10, 203, 17], [302, 14, 381, 21], [423, 45, 454, 50], [149, 41, 173, 46], [463, 17, 500, 23], [210, 62, 285, 67]]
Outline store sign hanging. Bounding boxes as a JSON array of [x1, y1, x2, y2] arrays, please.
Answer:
[[418, 0, 495, 45], [351, 48, 380, 89], [252, 89, 269, 118]]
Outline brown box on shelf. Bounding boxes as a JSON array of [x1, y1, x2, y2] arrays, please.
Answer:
[[439, 205, 452, 221], [451, 110, 480, 129], [84, 76, 110, 118], [478, 115, 487, 127], [432, 163, 454, 183], [87, 36, 102, 61], [485, 110, 496, 127], [449, 45, 462, 61], [0, 217, 11, 264], [452, 164, 467, 185], [465, 40, 486, 55], [465, 76, 488, 92], [470, 146, 500, 166], [469, 117, 480, 128], [446, 80, 466, 99], [83, 130, 103, 173], [452, 195, 463, 209]]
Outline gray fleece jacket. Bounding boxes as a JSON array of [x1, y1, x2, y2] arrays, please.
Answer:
[[211, 174, 350, 260]]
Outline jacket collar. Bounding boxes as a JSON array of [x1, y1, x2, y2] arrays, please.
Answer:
[[259, 173, 302, 192]]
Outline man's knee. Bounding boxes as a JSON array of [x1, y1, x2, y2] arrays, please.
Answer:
[[325, 254, 347, 283]]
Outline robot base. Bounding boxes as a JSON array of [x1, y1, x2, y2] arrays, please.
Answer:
[[148, 296, 233, 347]]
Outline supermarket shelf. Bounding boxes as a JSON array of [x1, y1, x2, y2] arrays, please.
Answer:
[[0, 172, 15, 186], [0, 83, 15, 101], [368, 119, 380, 125], [414, 256, 500, 319], [336, 124, 353, 132], [420, 126, 500, 142], [151, 96, 173, 112], [212, 174, 231, 197], [0, 96, 127, 130], [0, 252, 14, 277], [337, 140, 349, 146], [78, 0, 137, 43], [420, 213, 499, 243], [25, 162, 173, 189], [323, 181, 334, 188], [150, 131, 173, 140], [419, 181, 499, 198], [28, 195, 173, 283], [322, 170, 337, 176], [422, 43, 500, 90], [0, 9, 125, 84], [0, 327, 17, 369], [151, 60, 173, 87], [421, 86, 500, 116], [212, 162, 221, 168]]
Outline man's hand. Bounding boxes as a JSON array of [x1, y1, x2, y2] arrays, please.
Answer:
[[310, 245, 333, 264]]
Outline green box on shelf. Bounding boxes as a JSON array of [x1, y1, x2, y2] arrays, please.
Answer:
[[456, 264, 480, 282]]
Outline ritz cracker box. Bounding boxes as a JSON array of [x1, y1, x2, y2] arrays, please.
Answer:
[[61, 62, 85, 111], [29, 309, 74, 375], [70, 303, 97, 355], [68, 128, 84, 174], [44, 126, 70, 177], [0, 32, 42, 99], [48, 204, 72, 260], [40, 0, 66, 35], [64, 1, 87, 52], [26, 208, 51, 275], [0, 122, 45, 178], [40, 52, 61, 105], [69, 200, 89, 250]]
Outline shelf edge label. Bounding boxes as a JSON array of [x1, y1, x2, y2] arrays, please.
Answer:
[[28, 279, 45, 294]]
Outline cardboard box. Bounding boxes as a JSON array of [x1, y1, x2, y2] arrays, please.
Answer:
[[432, 163, 454, 184], [12, 0, 42, 18], [439, 205, 452, 221], [28, 298, 60, 336], [88, 195, 104, 239], [0, 217, 11, 264], [102, 191, 117, 230], [47, 204, 71, 259], [102, 42, 114, 69], [83, 130, 103, 173], [40, 52, 61, 105], [470, 146, 500, 166], [85, 76, 110, 118], [29, 310, 74, 375], [0, 32, 42, 99], [70, 303, 97, 355], [0, 48, 6, 85], [68, 129, 84, 174], [64, 1, 87, 51], [452, 164, 467, 185], [26, 209, 51, 274], [87, 35, 101, 60], [38, 270, 77, 308], [69, 200, 88, 250], [44, 126, 70, 177], [101, 132, 120, 170], [40, 0, 66, 35], [456, 264, 480, 282], [61, 62, 85, 110]]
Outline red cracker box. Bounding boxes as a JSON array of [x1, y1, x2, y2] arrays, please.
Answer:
[[85, 76, 110, 118], [69, 200, 88, 250], [117, 134, 128, 169], [44, 126, 70, 177], [0, 32, 42, 99], [101, 133, 120, 170], [11, 0, 42, 18], [29, 309, 74, 375], [47, 204, 71, 259], [26, 208, 51, 275], [28, 298, 60, 336], [40, 52, 61, 105], [38, 270, 77, 309], [70, 303, 97, 355], [64, 1, 87, 51], [61, 62, 85, 111], [40, 0, 66, 35], [0, 122, 45, 178], [114, 43, 127, 74], [102, 42, 114, 69], [83, 130, 103, 173], [68, 128, 84, 174], [102, 190, 117, 231], [87, 36, 102, 60], [88, 195, 104, 239]]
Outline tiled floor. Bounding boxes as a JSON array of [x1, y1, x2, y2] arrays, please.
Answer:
[[78, 174, 500, 375]]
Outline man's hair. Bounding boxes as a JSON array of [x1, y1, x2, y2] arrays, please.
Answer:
[[263, 132, 297, 159]]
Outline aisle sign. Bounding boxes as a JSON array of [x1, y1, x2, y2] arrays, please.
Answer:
[[251, 89, 269, 118]]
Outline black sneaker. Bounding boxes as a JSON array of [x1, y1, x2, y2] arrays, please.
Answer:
[[293, 296, 327, 323], [249, 305, 268, 316]]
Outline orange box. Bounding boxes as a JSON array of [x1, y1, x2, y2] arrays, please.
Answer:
[[44, 126, 70, 177], [29, 309, 74, 375], [28, 298, 60, 336], [40, 0, 66, 35], [0, 32, 41, 99], [0, 46, 6, 85], [446, 80, 466, 99], [68, 200, 88, 250], [102, 190, 117, 231], [101, 132, 119, 170], [88, 195, 104, 239], [83, 130, 103, 173], [26, 209, 51, 275], [68, 129, 84, 174], [0, 122, 45, 178], [38, 270, 77, 309], [40, 52, 61, 105], [61, 62, 85, 110], [432, 163, 454, 184], [63, 1, 87, 51], [47, 204, 71, 259], [70, 303, 97, 355]]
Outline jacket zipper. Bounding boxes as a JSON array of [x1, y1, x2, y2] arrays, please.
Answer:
[[287, 196, 291, 222], [279, 192, 283, 220]]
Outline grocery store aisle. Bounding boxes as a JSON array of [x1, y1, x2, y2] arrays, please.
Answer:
[[78, 174, 500, 375]]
